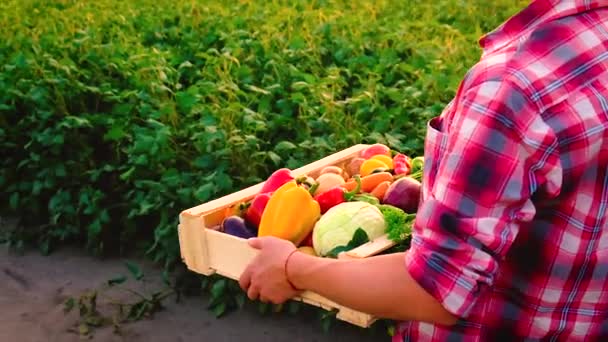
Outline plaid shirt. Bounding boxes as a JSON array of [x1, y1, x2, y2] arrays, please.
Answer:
[[396, 1, 608, 341]]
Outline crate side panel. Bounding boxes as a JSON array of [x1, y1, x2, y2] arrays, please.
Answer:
[[206, 229, 259, 280], [179, 214, 214, 275]]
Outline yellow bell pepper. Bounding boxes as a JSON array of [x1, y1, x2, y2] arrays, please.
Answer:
[[257, 180, 321, 246]]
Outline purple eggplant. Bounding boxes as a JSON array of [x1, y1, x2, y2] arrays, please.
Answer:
[[221, 215, 257, 239], [382, 176, 421, 213]]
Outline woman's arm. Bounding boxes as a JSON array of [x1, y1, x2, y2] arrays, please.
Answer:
[[238, 237, 457, 326], [287, 249, 458, 326]]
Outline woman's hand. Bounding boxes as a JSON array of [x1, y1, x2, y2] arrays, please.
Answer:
[[238, 236, 301, 304]]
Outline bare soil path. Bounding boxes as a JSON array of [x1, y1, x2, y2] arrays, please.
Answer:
[[0, 242, 387, 342]]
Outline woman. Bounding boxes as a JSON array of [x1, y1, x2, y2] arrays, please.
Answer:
[[240, 1, 608, 340]]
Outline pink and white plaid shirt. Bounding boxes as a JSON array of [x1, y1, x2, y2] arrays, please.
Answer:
[[396, 1, 608, 341]]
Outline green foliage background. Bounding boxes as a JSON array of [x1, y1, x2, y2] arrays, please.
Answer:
[[1, 0, 526, 278]]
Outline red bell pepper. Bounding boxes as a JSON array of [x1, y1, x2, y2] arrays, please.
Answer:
[[314, 176, 361, 214], [244, 192, 271, 228], [302, 231, 314, 247], [243, 168, 295, 228], [393, 153, 411, 175], [260, 168, 294, 193]]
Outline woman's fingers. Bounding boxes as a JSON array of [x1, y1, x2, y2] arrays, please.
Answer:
[[239, 265, 253, 291], [247, 284, 260, 300]]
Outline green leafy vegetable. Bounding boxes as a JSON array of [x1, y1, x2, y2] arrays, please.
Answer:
[[409, 157, 425, 182], [377, 204, 415, 243]]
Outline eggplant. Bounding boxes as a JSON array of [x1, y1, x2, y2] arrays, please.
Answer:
[[221, 215, 257, 239], [382, 176, 421, 213]]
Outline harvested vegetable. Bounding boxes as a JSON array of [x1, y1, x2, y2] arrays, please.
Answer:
[[260, 168, 294, 193], [377, 204, 415, 242], [360, 143, 391, 159], [312, 201, 386, 257], [352, 193, 380, 205], [393, 153, 411, 175], [346, 157, 365, 177], [320, 165, 348, 180], [298, 246, 317, 256], [370, 154, 393, 169], [244, 192, 271, 228], [314, 173, 346, 195], [409, 156, 424, 181], [295, 175, 317, 191], [382, 177, 421, 213], [301, 231, 314, 247], [314, 175, 361, 214], [370, 180, 391, 200], [371, 167, 390, 174], [344, 172, 393, 193], [360, 158, 389, 177], [410, 157, 424, 174], [222, 216, 257, 239], [244, 168, 296, 228], [258, 180, 321, 246]]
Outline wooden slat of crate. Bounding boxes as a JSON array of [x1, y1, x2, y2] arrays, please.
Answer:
[[178, 144, 398, 328]]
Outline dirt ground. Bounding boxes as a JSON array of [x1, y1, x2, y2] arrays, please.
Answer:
[[0, 236, 388, 342]]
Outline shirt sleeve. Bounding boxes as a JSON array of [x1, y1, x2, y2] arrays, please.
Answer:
[[404, 80, 563, 319]]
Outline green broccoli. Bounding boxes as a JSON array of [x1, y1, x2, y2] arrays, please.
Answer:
[[377, 204, 416, 243]]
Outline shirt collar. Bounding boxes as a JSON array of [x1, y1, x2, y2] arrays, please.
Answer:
[[479, 0, 608, 55]]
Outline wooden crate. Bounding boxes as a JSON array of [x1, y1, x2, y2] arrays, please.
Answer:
[[178, 144, 396, 328]]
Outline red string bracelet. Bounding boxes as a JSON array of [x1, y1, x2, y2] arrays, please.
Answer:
[[284, 249, 301, 291]]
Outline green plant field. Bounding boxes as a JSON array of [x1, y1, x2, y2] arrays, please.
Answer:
[[1, 0, 526, 285]]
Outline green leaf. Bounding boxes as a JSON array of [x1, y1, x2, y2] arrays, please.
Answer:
[[79, 323, 90, 337], [210, 279, 226, 300], [9, 192, 19, 209], [352, 194, 380, 205], [272, 303, 284, 313], [63, 297, 75, 313], [39, 238, 51, 256], [326, 228, 369, 258], [108, 275, 128, 286], [201, 277, 210, 290], [104, 126, 125, 141], [258, 302, 270, 314], [289, 35, 307, 50], [88, 220, 102, 238], [124, 261, 144, 281], [176, 91, 198, 113], [212, 302, 227, 318], [235, 293, 246, 309], [274, 141, 297, 152], [288, 301, 301, 315], [162, 270, 171, 287], [194, 183, 215, 202], [246, 85, 270, 95], [120, 167, 135, 181], [207, 292, 224, 309], [55, 164, 66, 177], [320, 315, 333, 333], [267, 151, 281, 165], [58, 116, 92, 129], [32, 181, 42, 195]]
